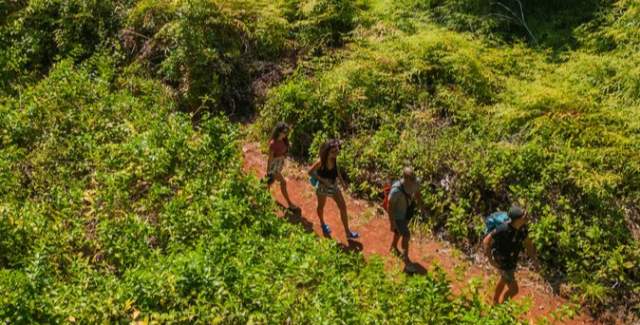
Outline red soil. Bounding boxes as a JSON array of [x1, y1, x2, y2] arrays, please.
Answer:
[[242, 142, 597, 325]]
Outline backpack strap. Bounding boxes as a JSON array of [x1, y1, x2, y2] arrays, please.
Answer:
[[398, 183, 413, 205]]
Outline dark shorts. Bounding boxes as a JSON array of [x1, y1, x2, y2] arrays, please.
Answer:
[[498, 268, 516, 284], [393, 218, 410, 237]]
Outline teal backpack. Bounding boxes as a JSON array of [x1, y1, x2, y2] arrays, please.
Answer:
[[309, 176, 319, 187], [484, 211, 510, 235]]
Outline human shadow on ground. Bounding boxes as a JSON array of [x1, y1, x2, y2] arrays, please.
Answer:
[[279, 204, 314, 233], [278, 203, 363, 252], [338, 240, 363, 253], [403, 261, 428, 276]]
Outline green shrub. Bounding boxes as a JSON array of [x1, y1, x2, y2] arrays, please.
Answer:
[[0, 0, 130, 92], [0, 53, 523, 323], [282, 0, 361, 49], [257, 6, 640, 312]]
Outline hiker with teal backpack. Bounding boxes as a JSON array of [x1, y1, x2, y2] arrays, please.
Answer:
[[308, 139, 359, 240], [265, 122, 297, 210], [383, 167, 425, 272], [483, 205, 540, 304]]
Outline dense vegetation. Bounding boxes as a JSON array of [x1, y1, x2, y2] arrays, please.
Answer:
[[2, 0, 639, 322], [258, 0, 640, 318], [0, 0, 527, 323]]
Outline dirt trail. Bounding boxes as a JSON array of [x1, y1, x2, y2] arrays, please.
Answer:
[[242, 142, 596, 325]]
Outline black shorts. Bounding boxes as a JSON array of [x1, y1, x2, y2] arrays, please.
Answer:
[[498, 268, 516, 283], [393, 218, 410, 237]]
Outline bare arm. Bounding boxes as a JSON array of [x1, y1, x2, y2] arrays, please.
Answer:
[[483, 233, 499, 268]]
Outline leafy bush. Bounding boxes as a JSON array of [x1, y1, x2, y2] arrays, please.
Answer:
[[257, 6, 640, 313], [0, 55, 522, 323], [429, 0, 608, 48], [282, 0, 361, 49], [0, 0, 130, 93]]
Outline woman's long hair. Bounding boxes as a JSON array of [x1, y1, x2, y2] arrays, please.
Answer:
[[319, 139, 340, 169], [270, 122, 289, 148]]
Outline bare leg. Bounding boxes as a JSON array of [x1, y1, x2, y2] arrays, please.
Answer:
[[401, 233, 411, 263], [316, 194, 327, 225], [493, 276, 507, 305], [333, 191, 351, 235], [501, 279, 519, 303], [391, 231, 401, 253], [275, 173, 294, 208]]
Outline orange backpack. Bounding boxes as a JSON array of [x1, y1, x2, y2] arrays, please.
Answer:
[[382, 182, 393, 212]]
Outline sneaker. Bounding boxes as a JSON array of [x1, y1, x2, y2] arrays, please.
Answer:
[[321, 224, 331, 236], [347, 230, 359, 240]]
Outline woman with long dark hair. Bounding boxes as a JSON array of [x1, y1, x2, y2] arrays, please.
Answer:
[[308, 139, 358, 239], [266, 122, 296, 209]]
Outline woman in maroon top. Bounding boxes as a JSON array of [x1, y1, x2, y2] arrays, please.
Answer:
[[266, 122, 296, 209]]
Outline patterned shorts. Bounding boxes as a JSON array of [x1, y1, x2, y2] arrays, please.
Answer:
[[315, 182, 339, 196], [267, 157, 285, 176]]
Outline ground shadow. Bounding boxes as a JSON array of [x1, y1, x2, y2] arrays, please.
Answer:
[[404, 261, 428, 276], [277, 202, 363, 252], [338, 240, 364, 253], [280, 204, 314, 233]]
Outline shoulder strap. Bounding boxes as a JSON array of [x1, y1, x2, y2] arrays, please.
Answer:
[[397, 182, 413, 204]]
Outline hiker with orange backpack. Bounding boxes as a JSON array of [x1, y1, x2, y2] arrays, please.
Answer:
[[384, 167, 425, 272], [265, 122, 297, 210], [482, 204, 540, 304], [308, 139, 359, 240]]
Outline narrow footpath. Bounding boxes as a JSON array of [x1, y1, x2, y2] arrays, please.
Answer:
[[242, 142, 596, 325]]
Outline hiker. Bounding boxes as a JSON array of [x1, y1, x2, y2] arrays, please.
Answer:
[[483, 205, 540, 305], [386, 167, 425, 272], [266, 122, 297, 209], [308, 139, 359, 240]]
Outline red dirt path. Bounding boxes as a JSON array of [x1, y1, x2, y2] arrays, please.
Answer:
[[242, 142, 596, 325]]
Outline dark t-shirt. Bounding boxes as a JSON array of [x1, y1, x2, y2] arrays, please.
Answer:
[[317, 163, 338, 181], [490, 223, 529, 270]]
